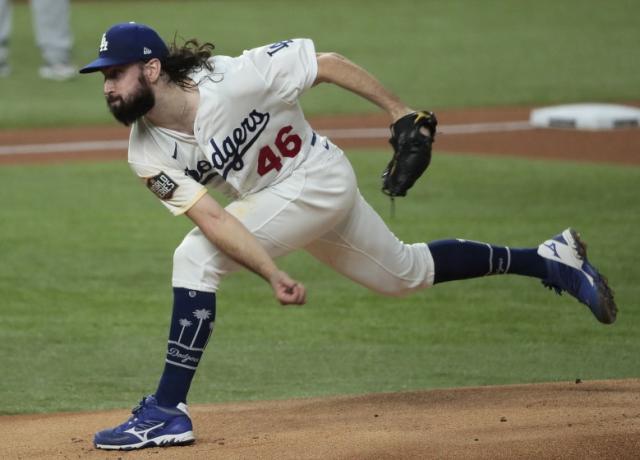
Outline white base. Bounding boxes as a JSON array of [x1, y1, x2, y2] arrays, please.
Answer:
[[529, 103, 640, 130]]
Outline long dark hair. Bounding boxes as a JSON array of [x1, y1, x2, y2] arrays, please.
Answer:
[[161, 37, 215, 88]]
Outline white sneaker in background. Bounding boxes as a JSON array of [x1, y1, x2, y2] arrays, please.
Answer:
[[0, 63, 10, 78]]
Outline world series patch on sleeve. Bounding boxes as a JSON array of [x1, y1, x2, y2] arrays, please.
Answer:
[[147, 172, 179, 200]]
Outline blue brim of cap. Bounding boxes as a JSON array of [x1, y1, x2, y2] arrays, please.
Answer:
[[79, 56, 138, 74]]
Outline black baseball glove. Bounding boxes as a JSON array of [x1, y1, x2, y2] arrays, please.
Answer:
[[381, 110, 438, 197]]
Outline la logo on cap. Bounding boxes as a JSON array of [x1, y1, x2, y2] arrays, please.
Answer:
[[99, 33, 108, 52]]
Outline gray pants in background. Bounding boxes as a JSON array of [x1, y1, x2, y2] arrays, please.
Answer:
[[0, 0, 73, 66]]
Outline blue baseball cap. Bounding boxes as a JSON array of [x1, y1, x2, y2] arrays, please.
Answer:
[[79, 22, 169, 74]]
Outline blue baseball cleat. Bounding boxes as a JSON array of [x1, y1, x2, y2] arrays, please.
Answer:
[[94, 395, 195, 450], [538, 228, 617, 324]]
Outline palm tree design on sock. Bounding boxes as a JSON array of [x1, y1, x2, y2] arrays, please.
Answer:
[[190, 309, 213, 348], [177, 319, 193, 344]]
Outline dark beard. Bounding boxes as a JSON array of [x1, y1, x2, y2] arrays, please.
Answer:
[[106, 74, 155, 126]]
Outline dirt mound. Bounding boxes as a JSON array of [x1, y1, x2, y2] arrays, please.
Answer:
[[2, 379, 639, 459]]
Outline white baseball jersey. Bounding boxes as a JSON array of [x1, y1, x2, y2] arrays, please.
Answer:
[[127, 38, 435, 295], [128, 38, 323, 215]]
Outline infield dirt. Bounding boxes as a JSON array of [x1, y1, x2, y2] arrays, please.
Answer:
[[1, 379, 639, 459], [1, 105, 639, 165]]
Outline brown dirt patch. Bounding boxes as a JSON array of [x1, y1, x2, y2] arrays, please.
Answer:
[[1, 379, 639, 459], [312, 106, 640, 165], [1, 104, 639, 165]]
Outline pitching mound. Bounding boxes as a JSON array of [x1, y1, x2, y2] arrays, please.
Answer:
[[2, 379, 639, 459]]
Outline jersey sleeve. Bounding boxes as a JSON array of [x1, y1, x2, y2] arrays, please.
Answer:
[[129, 161, 207, 216], [128, 124, 207, 216], [243, 38, 318, 104]]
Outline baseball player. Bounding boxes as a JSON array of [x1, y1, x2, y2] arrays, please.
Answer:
[[0, 0, 76, 80], [79, 22, 617, 451]]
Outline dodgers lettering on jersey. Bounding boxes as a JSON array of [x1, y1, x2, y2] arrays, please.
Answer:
[[128, 38, 320, 215], [207, 109, 270, 178]]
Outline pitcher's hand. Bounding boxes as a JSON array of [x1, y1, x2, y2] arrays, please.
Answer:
[[270, 270, 306, 306]]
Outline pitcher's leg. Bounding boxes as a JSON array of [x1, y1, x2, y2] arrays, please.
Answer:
[[307, 208, 616, 324], [305, 193, 435, 297], [426, 231, 616, 323], [428, 238, 547, 283], [163, 157, 358, 410], [100, 151, 363, 449]]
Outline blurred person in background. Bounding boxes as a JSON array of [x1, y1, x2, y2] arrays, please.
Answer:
[[0, 0, 76, 80]]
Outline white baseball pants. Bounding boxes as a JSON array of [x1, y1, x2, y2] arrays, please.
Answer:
[[172, 145, 435, 296]]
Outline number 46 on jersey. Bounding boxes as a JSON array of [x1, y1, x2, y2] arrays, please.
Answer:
[[257, 126, 302, 176]]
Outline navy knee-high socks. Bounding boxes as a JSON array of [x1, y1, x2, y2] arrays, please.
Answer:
[[155, 288, 216, 407], [428, 239, 547, 284]]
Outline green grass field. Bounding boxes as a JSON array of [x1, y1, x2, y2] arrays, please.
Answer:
[[1, 152, 638, 414], [0, 0, 639, 416], [0, 0, 639, 127]]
